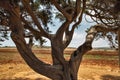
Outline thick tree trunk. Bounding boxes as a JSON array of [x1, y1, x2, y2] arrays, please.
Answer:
[[10, 22, 92, 80], [50, 37, 91, 80], [49, 36, 80, 80], [9, 11, 96, 79], [12, 34, 81, 80], [5, 2, 81, 80], [0, 1, 105, 80], [8, 5, 63, 80], [2, 1, 93, 79]]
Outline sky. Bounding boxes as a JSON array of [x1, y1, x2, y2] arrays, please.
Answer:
[[41, 14, 111, 48], [0, 15, 111, 48]]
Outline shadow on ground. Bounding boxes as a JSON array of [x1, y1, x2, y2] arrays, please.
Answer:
[[0, 78, 44, 80], [101, 75, 120, 80]]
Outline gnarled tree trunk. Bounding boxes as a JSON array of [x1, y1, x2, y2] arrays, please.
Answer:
[[4, 1, 96, 79], [1, 0, 117, 80]]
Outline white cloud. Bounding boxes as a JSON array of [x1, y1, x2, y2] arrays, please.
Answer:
[[92, 38, 110, 48], [69, 32, 86, 47], [1, 38, 15, 47], [0, 14, 110, 48], [68, 32, 110, 48]]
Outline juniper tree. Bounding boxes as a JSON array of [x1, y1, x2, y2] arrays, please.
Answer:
[[0, 0, 119, 80]]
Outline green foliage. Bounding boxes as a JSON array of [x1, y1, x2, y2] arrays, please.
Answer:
[[0, 26, 9, 45], [39, 37, 47, 47], [0, 0, 119, 47], [85, 0, 119, 28], [31, 0, 40, 11], [94, 32, 118, 48], [31, 0, 53, 33]]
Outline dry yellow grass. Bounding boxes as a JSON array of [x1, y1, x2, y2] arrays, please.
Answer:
[[0, 47, 120, 80], [0, 63, 120, 80]]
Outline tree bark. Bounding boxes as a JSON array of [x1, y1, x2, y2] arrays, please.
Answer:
[[0, 1, 100, 80], [8, 3, 63, 80]]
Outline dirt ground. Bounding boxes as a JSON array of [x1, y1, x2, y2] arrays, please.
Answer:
[[0, 63, 120, 80], [0, 48, 120, 80]]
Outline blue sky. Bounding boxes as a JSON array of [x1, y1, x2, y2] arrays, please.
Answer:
[[0, 15, 110, 48], [41, 15, 110, 48]]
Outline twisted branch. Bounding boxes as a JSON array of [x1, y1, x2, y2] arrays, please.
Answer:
[[22, 0, 50, 38]]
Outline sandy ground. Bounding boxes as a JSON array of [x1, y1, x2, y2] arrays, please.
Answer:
[[0, 48, 120, 80], [0, 63, 120, 80]]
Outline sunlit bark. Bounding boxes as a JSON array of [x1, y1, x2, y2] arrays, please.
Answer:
[[0, 0, 119, 80]]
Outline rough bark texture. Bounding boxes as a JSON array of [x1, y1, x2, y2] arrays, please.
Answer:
[[0, 0, 119, 80]]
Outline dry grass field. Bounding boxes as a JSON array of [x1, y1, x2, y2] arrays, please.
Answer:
[[0, 47, 120, 80]]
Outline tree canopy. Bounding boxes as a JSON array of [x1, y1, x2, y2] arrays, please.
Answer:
[[0, 0, 119, 80]]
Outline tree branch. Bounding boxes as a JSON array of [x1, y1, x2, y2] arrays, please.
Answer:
[[69, 24, 118, 76], [69, 24, 97, 77], [0, 1, 10, 11], [72, 0, 81, 21], [91, 24, 118, 33], [63, 30, 74, 48], [55, 20, 70, 41], [22, 0, 50, 39], [11, 32, 63, 80], [63, 0, 86, 48], [8, 4, 63, 79], [76, 0, 81, 16], [50, 0, 72, 21], [21, 16, 49, 39]]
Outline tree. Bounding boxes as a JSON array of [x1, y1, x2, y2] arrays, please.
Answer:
[[85, 0, 120, 67], [0, 0, 119, 80]]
